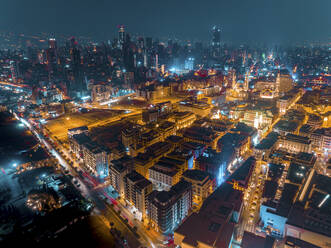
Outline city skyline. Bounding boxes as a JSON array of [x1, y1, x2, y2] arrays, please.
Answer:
[[0, 0, 330, 44], [0, 1, 330, 248]]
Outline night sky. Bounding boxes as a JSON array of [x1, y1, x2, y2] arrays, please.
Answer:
[[0, 0, 330, 43]]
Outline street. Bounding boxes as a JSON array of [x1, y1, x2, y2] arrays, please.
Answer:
[[16, 114, 148, 248]]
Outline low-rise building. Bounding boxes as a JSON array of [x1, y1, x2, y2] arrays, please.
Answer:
[[277, 134, 312, 154], [180, 126, 220, 150], [134, 141, 174, 178], [310, 128, 331, 152], [91, 82, 113, 103], [174, 157, 256, 248], [273, 120, 299, 136], [168, 111, 196, 130], [148, 162, 180, 191], [217, 132, 250, 157], [67, 126, 89, 138], [158, 121, 176, 140], [69, 133, 91, 158], [178, 100, 211, 117], [254, 132, 279, 161], [307, 114, 323, 129], [181, 169, 214, 209]]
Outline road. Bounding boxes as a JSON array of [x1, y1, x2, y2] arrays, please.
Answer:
[[258, 90, 304, 142], [239, 160, 267, 238], [237, 90, 305, 238], [15, 113, 147, 248]]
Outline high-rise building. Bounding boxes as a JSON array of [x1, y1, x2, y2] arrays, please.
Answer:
[[145, 37, 153, 51], [174, 157, 256, 248], [275, 70, 293, 95], [124, 171, 153, 220], [118, 25, 125, 50], [184, 57, 195, 70], [211, 25, 221, 58], [110, 156, 134, 197], [181, 169, 214, 208], [46, 38, 58, 79], [9, 60, 19, 83], [82, 142, 109, 178], [137, 37, 145, 51], [48, 38, 57, 49], [69, 38, 86, 97], [147, 180, 192, 234]]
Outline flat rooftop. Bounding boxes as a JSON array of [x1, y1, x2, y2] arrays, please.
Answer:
[[182, 169, 210, 182], [175, 157, 256, 248]]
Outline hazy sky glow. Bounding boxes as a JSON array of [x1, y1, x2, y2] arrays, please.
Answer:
[[0, 0, 330, 43]]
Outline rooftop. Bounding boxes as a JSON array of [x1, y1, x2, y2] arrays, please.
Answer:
[[241, 231, 274, 248], [299, 124, 314, 134], [68, 126, 88, 132], [273, 120, 299, 133], [255, 132, 279, 150], [284, 133, 311, 145], [175, 157, 256, 248], [284, 236, 321, 248], [71, 133, 91, 145], [182, 169, 210, 182], [218, 132, 248, 149], [286, 163, 309, 184]]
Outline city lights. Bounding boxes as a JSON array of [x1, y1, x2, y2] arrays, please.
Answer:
[[0, 5, 329, 248]]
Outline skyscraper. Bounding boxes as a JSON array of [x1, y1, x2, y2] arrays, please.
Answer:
[[118, 25, 125, 50], [48, 38, 57, 49], [46, 38, 58, 79], [10, 60, 19, 83], [69, 38, 86, 97], [145, 37, 153, 51], [211, 25, 221, 58]]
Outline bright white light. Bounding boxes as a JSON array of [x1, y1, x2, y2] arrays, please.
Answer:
[[81, 96, 90, 100], [100, 98, 119, 105], [12, 163, 17, 168], [253, 135, 259, 146], [318, 194, 330, 208]]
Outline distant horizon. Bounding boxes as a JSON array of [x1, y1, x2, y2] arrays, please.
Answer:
[[0, 0, 330, 45], [0, 29, 330, 47]]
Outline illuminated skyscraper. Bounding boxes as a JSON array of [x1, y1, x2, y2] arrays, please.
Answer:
[[10, 60, 19, 83], [48, 38, 57, 49], [118, 25, 125, 49], [46, 38, 58, 78], [211, 25, 221, 58], [184, 57, 195, 70], [69, 38, 86, 97], [145, 37, 153, 50]]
